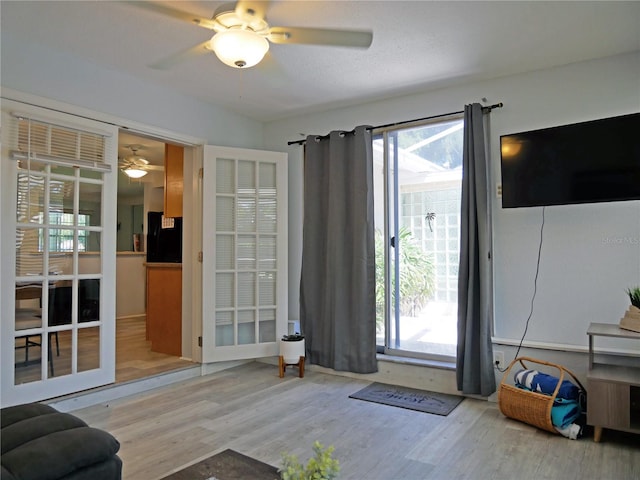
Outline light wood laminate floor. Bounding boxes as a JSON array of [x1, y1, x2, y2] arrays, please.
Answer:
[[73, 362, 640, 480]]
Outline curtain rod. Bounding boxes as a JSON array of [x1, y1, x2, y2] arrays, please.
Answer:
[[287, 102, 503, 146]]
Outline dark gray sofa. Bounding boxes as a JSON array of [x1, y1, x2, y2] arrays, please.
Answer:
[[1, 403, 122, 480]]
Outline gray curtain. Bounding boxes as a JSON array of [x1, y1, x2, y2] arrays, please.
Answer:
[[300, 126, 378, 374], [456, 103, 496, 396]]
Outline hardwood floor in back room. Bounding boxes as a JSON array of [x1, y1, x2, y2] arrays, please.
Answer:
[[13, 316, 194, 386], [73, 362, 640, 480], [115, 316, 194, 383]]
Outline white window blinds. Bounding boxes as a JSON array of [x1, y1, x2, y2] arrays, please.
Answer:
[[8, 112, 112, 172]]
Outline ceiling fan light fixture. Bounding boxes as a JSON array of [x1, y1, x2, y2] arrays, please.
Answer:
[[210, 29, 269, 68], [123, 167, 148, 179]]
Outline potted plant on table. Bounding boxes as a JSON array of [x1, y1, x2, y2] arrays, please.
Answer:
[[620, 286, 640, 333]]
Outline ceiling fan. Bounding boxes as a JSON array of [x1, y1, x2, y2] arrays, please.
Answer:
[[131, 1, 373, 69], [119, 146, 163, 179]]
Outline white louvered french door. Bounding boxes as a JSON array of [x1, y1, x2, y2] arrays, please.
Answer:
[[201, 146, 287, 362], [1, 101, 117, 407]]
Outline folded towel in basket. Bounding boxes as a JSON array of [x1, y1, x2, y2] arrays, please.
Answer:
[[514, 369, 539, 389], [551, 398, 581, 428], [514, 369, 581, 400]]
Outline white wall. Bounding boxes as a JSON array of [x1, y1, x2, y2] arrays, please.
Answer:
[[264, 52, 640, 360], [0, 34, 263, 149], [116, 254, 146, 318]]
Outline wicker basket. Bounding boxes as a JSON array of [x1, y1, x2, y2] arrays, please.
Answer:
[[498, 356, 585, 434]]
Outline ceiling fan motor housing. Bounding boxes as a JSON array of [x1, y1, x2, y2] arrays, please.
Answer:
[[210, 28, 269, 68]]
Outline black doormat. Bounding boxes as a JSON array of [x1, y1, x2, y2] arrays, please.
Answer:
[[161, 449, 279, 480], [349, 382, 464, 416]]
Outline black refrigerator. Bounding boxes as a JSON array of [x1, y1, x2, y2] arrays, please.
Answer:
[[146, 211, 182, 263]]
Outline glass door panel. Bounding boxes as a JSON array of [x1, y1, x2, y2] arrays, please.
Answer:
[[237, 235, 256, 269], [238, 273, 256, 307], [375, 118, 463, 358], [238, 310, 256, 345], [237, 197, 256, 231], [13, 165, 107, 385], [49, 329, 71, 379], [216, 311, 234, 347], [78, 327, 100, 373], [2, 104, 116, 406], [202, 146, 287, 362], [258, 309, 276, 343]]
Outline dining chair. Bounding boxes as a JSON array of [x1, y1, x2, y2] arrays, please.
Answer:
[[15, 308, 56, 376]]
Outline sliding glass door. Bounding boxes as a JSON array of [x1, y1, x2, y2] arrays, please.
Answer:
[[374, 116, 464, 359]]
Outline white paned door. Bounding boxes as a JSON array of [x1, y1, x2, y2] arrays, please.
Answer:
[[202, 146, 287, 362], [1, 101, 117, 407]]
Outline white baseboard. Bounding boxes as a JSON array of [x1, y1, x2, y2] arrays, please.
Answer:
[[258, 355, 461, 396]]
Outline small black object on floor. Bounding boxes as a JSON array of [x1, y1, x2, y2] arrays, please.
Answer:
[[349, 382, 464, 416], [161, 449, 279, 480]]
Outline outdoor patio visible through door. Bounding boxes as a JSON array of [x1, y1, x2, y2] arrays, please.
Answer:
[[373, 115, 464, 360]]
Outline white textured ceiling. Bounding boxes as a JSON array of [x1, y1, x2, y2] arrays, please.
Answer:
[[2, 1, 639, 122]]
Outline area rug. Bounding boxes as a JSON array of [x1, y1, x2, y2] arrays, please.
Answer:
[[349, 382, 464, 416], [161, 449, 279, 480]]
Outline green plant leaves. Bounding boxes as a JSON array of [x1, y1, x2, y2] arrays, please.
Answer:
[[280, 441, 340, 480], [627, 286, 640, 308], [282, 333, 305, 341], [375, 226, 436, 332]]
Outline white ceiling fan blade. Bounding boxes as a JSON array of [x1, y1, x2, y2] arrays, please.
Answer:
[[143, 165, 164, 172], [268, 27, 373, 48], [149, 40, 211, 70], [123, 1, 217, 30], [235, 1, 269, 24]]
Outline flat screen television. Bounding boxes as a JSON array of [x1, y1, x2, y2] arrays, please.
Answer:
[[500, 112, 640, 208]]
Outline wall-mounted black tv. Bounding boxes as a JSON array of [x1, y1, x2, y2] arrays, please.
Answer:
[[500, 112, 640, 208]]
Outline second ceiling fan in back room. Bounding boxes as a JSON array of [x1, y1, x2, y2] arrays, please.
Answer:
[[130, 0, 373, 69], [119, 145, 164, 179]]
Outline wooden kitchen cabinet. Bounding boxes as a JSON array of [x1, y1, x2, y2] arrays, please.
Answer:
[[164, 144, 183, 218], [146, 263, 182, 356]]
